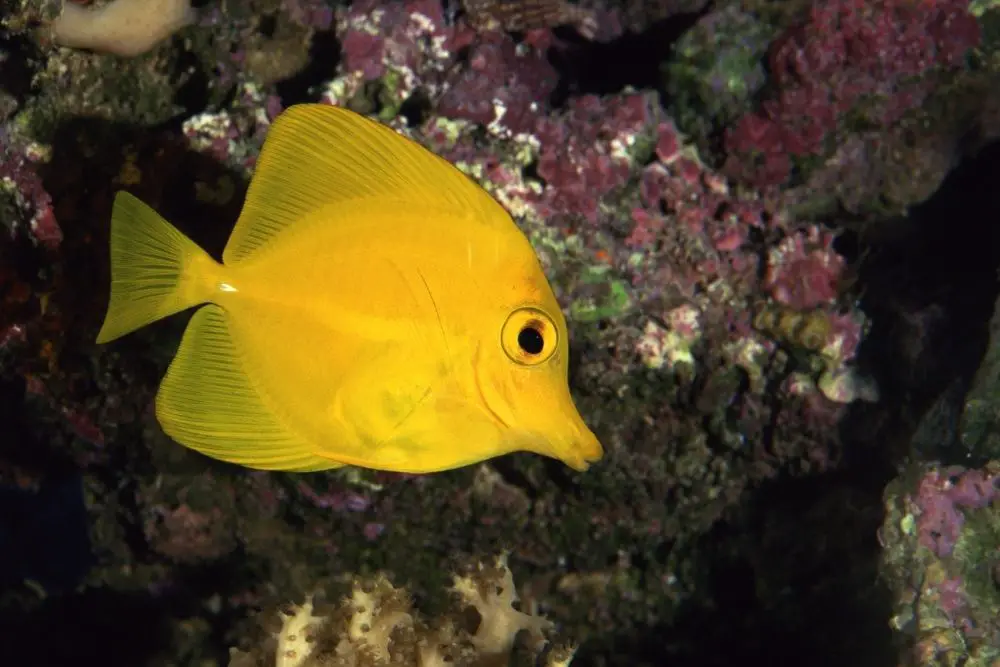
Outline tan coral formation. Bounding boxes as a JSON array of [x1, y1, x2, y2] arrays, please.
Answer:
[[51, 0, 195, 57], [229, 554, 576, 667]]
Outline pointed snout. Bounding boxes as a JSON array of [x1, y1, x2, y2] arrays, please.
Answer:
[[493, 374, 604, 471], [554, 413, 603, 471]]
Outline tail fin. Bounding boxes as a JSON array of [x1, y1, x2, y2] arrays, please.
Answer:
[[96, 192, 221, 344]]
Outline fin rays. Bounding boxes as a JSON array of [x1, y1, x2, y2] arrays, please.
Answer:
[[97, 191, 219, 344], [222, 104, 508, 264], [156, 304, 343, 472]]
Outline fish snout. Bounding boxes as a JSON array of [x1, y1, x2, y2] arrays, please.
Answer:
[[529, 404, 602, 471], [558, 419, 604, 471]]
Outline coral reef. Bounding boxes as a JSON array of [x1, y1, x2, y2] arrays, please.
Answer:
[[229, 554, 574, 667], [2, 0, 1000, 665], [956, 285, 1000, 463], [724, 0, 981, 189], [663, 4, 776, 150], [881, 463, 1000, 666]]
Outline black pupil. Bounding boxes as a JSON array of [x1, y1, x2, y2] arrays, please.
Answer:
[[518, 326, 545, 355]]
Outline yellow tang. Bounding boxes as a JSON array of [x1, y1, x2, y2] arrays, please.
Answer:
[[96, 103, 603, 474]]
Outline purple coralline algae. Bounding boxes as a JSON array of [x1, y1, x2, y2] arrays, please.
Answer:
[[764, 226, 844, 312], [914, 465, 1000, 557], [0, 135, 61, 250], [882, 463, 1000, 666], [724, 0, 981, 188]]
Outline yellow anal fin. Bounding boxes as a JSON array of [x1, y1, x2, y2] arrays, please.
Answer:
[[156, 304, 343, 472]]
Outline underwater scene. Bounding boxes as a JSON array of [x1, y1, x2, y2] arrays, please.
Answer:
[[2, 0, 1000, 665]]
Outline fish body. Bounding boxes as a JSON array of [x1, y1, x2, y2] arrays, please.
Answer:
[[96, 104, 603, 474]]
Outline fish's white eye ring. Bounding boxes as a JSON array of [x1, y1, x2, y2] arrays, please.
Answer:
[[501, 307, 558, 366]]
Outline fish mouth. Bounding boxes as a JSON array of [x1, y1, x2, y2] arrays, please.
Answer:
[[528, 413, 602, 471], [509, 421, 602, 471], [558, 428, 603, 471], [562, 453, 593, 471]]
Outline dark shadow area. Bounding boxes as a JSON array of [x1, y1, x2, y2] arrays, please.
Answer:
[[38, 115, 248, 343], [0, 374, 92, 594], [0, 589, 173, 666], [275, 28, 342, 105], [575, 475, 892, 667], [0, 467, 91, 593], [0, 111, 256, 663], [0, 553, 254, 666], [548, 6, 710, 107], [570, 141, 1000, 666], [171, 41, 213, 117], [847, 138, 1000, 465], [0, 33, 40, 105]]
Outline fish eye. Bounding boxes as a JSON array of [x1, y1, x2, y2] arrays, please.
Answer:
[[518, 326, 544, 355], [501, 308, 558, 365]]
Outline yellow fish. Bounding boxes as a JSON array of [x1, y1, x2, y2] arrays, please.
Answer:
[[96, 104, 603, 474]]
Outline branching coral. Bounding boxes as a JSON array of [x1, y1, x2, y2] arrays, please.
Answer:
[[229, 554, 574, 667]]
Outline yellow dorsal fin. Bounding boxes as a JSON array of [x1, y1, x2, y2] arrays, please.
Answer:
[[156, 304, 343, 472], [223, 104, 508, 264]]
